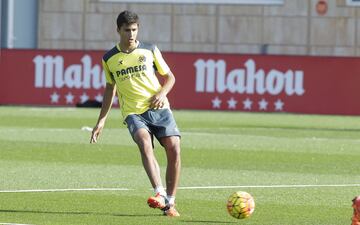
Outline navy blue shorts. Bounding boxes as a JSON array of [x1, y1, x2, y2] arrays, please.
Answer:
[[125, 108, 181, 142]]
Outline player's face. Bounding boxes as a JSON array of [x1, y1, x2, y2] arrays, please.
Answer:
[[118, 23, 139, 46]]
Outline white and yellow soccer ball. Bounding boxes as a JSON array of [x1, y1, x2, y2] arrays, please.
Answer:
[[226, 191, 255, 219]]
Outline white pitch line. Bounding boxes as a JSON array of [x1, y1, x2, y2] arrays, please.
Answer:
[[0, 223, 35, 225], [0, 184, 359, 193], [178, 184, 360, 189], [0, 188, 132, 193]]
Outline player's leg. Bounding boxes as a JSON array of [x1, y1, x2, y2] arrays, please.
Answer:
[[159, 135, 181, 217], [133, 128, 162, 189], [160, 136, 181, 200], [134, 128, 168, 209], [144, 108, 181, 216], [125, 114, 167, 209]]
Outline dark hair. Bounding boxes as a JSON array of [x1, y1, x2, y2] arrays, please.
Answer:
[[116, 11, 139, 29]]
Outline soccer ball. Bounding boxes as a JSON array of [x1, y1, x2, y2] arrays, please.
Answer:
[[226, 191, 255, 219]]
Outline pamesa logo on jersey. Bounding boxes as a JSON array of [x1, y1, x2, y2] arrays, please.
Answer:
[[115, 64, 147, 77], [115, 55, 147, 77]]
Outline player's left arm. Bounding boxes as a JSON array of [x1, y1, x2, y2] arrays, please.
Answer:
[[150, 71, 175, 109], [149, 45, 175, 109]]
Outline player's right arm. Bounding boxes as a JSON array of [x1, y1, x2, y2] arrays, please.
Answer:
[[90, 82, 116, 143], [91, 58, 117, 143]]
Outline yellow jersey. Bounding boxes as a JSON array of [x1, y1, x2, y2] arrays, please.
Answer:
[[102, 42, 171, 119]]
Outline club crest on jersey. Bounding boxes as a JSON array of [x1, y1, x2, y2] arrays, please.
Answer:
[[138, 55, 146, 63]]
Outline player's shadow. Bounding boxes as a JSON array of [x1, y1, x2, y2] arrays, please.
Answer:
[[0, 209, 159, 217], [0, 209, 238, 223]]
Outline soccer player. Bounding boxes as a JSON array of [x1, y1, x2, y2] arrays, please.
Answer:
[[90, 10, 181, 217]]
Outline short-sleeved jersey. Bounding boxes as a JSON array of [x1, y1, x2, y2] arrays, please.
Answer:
[[102, 42, 171, 119]]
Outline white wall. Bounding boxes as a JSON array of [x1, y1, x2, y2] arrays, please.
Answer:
[[37, 0, 360, 56]]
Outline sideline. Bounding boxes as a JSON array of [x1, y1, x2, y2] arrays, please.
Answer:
[[0, 223, 35, 225], [0, 184, 360, 193]]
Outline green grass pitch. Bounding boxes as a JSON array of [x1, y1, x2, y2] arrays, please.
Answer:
[[0, 106, 359, 225]]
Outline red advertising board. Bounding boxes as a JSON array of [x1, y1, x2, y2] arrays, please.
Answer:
[[1, 49, 360, 115]]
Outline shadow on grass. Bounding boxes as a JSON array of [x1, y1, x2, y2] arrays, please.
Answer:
[[0, 209, 159, 217], [0, 209, 238, 223]]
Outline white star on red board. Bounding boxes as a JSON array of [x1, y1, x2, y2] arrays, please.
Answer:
[[80, 93, 89, 103], [258, 98, 268, 110], [65, 92, 74, 104], [227, 97, 237, 109], [274, 99, 284, 111], [50, 92, 60, 104], [243, 98, 252, 110], [212, 96, 222, 109], [95, 93, 103, 102]]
